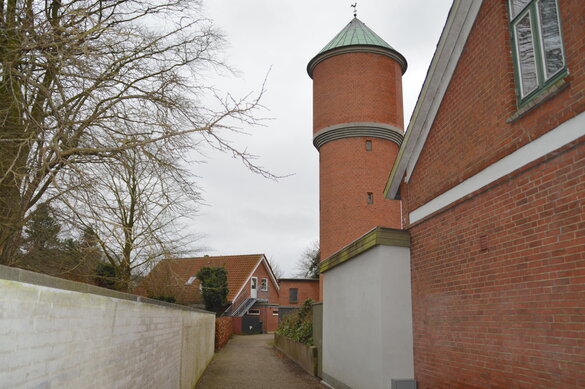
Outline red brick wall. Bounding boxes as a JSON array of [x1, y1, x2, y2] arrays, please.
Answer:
[[313, 52, 404, 131], [278, 280, 320, 306], [257, 305, 280, 332], [320, 137, 402, 258], [215, 316, 233, 350], [232, 316, 243, 335], [401, 2, 585, 387], [406, 0, 585, 212], [250, 261, 280, 304], [408, 139, 585, 388]]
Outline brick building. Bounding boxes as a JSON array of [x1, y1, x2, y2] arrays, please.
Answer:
[[313, 1, 584, 388], [135, 254, 282, 332], [136, 254, 319, 334], [278, 278, 320, 307]]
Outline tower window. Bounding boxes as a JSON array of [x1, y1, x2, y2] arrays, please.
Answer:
[[509, 0, 566, 104], [365, 140, 372, 151], [367, 192, 374, 204]]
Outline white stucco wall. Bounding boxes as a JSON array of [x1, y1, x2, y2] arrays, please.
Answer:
[[0, 266, 214, 389], [322, 244, 414, 389]]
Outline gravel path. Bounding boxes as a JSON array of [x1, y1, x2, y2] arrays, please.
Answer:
[[196, 334, 325, 389]]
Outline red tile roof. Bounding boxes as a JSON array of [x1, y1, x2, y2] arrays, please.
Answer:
[[136, 254, 266, 303]]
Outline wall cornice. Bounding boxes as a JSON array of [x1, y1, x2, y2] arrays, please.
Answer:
[[307, 45, 407, 78], [313, 122, 404, 150]]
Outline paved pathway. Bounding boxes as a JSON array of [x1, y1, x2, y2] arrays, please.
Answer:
[[196, 334, 324, 389]]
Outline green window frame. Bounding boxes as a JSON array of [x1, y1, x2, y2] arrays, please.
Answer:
[[509, 0, 566, 105]]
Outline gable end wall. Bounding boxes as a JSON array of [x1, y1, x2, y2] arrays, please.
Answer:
[[406, 0, 584, 212], [403, 1, 585, 388]]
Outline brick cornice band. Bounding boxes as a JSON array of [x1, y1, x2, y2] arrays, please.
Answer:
[[313, 122, 404, 150], [307, 45, 408, 78]]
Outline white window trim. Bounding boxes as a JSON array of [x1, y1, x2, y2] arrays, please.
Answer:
[[247, 309, 260, 316], [272, 309, 279, 316], [261, 278, 268, 291]]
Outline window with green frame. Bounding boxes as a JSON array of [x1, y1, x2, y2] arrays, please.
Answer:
[[509, 0, 566, 104]]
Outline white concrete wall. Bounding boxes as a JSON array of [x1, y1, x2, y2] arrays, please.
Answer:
[[322, 245, 414, 389], [0, 266, 215, 389]]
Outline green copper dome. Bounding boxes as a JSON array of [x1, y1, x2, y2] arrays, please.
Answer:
[[307, 17, 407, 78], [318, 17, 394, 54]]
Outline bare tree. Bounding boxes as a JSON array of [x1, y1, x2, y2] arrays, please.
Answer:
[[0, 0, 270, 264], [296, 241, 320, 279], [60, 145, 200, 291], [266, 256, 284, 279]]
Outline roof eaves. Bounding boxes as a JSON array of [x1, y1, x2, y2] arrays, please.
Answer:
[[384, 0, 485, 199]]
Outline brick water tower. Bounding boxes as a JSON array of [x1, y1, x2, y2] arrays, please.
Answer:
[[308, 17, 407, 265]]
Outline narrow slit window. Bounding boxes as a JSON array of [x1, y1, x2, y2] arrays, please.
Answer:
[[365, 140, 372, 151], [367, 192, 374, 204]]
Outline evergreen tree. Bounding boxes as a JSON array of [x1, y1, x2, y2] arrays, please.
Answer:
[[23, 204, 61, 251], [197, 266, 229, 312]]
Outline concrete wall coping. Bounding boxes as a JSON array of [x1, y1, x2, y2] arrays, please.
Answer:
[[0, 264, 213, 315], [319, 226, 410, 273]]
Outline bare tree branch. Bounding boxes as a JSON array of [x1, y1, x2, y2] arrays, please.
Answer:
[[0, 0, 274, 264]]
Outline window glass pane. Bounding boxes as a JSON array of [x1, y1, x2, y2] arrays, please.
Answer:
[[539, 0, 564, 79], [511, 0, 531, 18], [515, 13, 538, 97], [289, 288, 298, 302]]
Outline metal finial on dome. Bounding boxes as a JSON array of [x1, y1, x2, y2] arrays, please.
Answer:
[[351, 3, 357, 18]]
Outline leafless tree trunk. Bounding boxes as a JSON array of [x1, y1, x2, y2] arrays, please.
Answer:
[[0, 0, 271, 265], [59, 145, 201, 292]]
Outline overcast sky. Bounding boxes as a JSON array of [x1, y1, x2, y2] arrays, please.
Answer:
[[188, 1, 453, 277]]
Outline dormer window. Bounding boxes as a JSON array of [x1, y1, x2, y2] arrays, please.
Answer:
[[509, 0, 566, 103], [185, 276, 197, 285]]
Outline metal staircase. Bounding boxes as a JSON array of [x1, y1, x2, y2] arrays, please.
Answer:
[[225, 297, 257, 317]]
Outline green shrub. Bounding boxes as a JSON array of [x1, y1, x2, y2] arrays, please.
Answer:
[[276, 298, 314, 345]]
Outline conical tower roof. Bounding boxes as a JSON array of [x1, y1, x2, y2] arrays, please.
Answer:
[[307, 17, 407, 78], [318, 17, 394, 54]]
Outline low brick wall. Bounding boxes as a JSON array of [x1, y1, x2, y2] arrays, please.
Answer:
[[274, 334, 318, 376], [215, 316, 233, 350]]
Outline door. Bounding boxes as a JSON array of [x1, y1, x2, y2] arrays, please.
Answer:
[[250, 277, 258, 298]]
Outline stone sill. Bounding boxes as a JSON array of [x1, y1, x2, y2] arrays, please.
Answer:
[[507, 76, 569, 123]]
